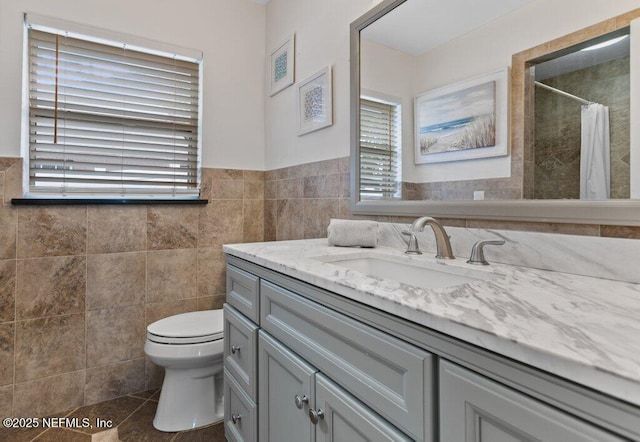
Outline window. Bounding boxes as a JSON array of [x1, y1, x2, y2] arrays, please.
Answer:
[[23, 15, 202, 199], [359, 97, 401, 199]]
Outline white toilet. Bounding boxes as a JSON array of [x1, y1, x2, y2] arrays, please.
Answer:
[[144, 309, 225, 432]]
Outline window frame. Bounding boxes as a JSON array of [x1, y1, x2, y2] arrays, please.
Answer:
[[20, 13, 204, 201], [359, 91, 402, 200]]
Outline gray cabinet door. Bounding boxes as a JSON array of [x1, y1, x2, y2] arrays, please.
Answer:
[[314, 373, 412, 442], [259, 331, 316, 442], [439, 361, 625, 442], [224, 304, 259, 402]]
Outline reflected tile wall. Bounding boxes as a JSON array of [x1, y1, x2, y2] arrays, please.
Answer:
[[0, 157, 263, 417], [264, 155, 640, 241], [534, 57, 630, 199]]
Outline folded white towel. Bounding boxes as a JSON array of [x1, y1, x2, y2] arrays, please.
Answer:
[[327, 219, 379, 248]]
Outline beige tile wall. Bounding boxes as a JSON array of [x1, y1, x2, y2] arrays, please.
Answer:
[[1, 152, 639, 418], [0, 157, 264, 417], [264, 157, 352, 241]]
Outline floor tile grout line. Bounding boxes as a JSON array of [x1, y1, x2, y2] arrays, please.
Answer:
[[114, 395, 151, 430], [29, 394, 153, 440], [24, 404, 76, 441]]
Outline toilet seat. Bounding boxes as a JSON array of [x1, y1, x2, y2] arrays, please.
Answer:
[[147, 310, 224, 344]]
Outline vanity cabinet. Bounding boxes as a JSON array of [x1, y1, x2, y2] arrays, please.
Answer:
[[258, 331, 411, 441], [259, 279, 433, 441], [439, 361, 625, 442], [225, 257, 640, 441]]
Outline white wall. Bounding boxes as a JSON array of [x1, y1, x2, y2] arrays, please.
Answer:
[[360, 38, 415, 176], [265, 0, 640, 172], [264, 0, 376, 170], [410, 0, 640, 184], [0, 0, 266, 170]]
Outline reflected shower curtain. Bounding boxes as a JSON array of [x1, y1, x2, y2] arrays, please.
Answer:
[[580, 103, 610, 200]]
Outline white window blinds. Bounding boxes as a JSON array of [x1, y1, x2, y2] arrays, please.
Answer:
[[26, 22, 202, 198], [359, 98, 401, 199]]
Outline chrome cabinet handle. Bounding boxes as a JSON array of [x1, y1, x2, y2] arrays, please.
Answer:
[[231, 345, 241, 354], [309, 408, 325, 424], [294, 394, 309, 409], [231, 414, 242, 424]]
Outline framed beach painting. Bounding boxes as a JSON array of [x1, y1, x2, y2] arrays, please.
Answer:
[[297, 66, 333, 135], [270, 34, 295, 96], [414, 69, 509, 164]]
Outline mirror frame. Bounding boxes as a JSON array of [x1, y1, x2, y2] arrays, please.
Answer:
[[350, 0, 640, 225]]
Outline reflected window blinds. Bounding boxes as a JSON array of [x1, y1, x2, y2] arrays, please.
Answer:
[[359, 98, 401, 199], [26, 25, 201, 198]]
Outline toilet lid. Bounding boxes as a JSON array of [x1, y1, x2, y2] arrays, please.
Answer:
[[147, 310, 224, 344]]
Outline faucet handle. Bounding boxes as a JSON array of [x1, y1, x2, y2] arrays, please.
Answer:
[[467, 239, 505, 265], [401, 230, 422, 255]]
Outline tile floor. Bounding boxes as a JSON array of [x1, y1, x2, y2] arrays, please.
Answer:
[[0, 390, 225, 441]]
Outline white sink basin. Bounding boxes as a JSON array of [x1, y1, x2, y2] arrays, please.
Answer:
[[323, 254, 492, 290]]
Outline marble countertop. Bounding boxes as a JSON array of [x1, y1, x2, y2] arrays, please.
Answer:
[[223, 239, 640, 407]]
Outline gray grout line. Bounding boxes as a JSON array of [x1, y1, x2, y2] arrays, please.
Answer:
[[28, 406, 77, 441]]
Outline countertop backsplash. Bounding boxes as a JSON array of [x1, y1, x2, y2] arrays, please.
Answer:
[[378, 222, 640, 284]]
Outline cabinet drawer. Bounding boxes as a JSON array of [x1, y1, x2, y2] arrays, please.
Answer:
[[226, 264, 260, 323], [224, 304, 259, 402], [260, 280, 434, 441], [224, 369, 257, 442], [439, 361, 625, 442]]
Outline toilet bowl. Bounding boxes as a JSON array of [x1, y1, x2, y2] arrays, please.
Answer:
[[144, 309, 225, 432]]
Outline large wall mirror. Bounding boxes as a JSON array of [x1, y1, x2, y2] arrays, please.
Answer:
[[350, 0, 640, 225]]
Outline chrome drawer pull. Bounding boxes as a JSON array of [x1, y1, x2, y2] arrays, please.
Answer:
[[309, 408, 325, 424], [231, 345, 241, 354], [231, 414, 242, 424], [294, 394, 309, 409]]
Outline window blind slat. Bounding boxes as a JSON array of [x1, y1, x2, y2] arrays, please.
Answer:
[[30, 134, 197, 152], [30, 74, 198, 100], [30, 102, 197, 127], [31, 118, 197, 138], [32, 176, 196, 187], [31, 82, 198, 110], [30, 57, 199, 92], [30, 109, 198, 133], [31, 95, 197, 120], [30, 65, 198, 95], [31, 147, 197, 163], [31, 169, 197, 179], [27, 26, 201, 197]]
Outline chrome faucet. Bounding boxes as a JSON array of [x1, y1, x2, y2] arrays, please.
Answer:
[[411, 217, 455, 259], [467, 239, 505, 265]]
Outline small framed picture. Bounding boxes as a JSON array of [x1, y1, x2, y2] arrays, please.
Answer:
[[297, 66, 333, 136], [270, 34, 295, 96]]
